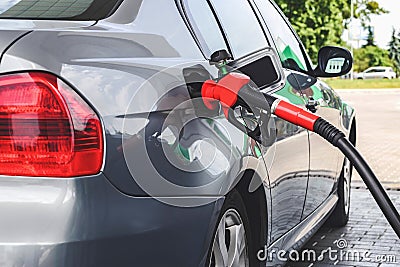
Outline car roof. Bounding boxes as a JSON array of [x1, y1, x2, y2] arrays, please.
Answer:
[[365, 67, 393, 72], [367, 66, 392, 70]]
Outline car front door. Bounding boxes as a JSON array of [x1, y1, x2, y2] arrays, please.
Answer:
[[293, 73, 343, 218], [183, 0, 310, 244], [241, 0, 310, 242], [253, 0, 340, 222]]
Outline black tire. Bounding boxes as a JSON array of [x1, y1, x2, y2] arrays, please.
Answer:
[[328, 157, 353, 227], [207, 190, 259, 267]]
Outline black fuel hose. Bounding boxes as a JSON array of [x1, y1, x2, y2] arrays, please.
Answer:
[[314, 118, 400, 238], [201, 73, 400, 238]]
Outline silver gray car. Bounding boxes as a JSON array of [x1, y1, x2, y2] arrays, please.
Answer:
[[0, 0, 355, 266], [355, 66, 397, 79]]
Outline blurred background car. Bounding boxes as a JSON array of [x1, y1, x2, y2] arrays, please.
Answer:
[[354, 66, 397, 79]]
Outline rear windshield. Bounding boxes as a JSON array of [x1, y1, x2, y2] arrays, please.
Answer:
[[0, 0, 122, 20]]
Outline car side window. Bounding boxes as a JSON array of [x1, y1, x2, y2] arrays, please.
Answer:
[[183, 0, 228, 58], [210, 0, 268, 58], [366, 68, 383, 73], [253, 0, 309, 72]]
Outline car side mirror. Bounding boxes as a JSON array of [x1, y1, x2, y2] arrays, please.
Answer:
[[313, 46, 353, 78]]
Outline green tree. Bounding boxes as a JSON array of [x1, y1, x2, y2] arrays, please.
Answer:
[[353, 46, 393, 72], [388, 28, 400, 76], [275, 0, 348, 61], [275, 0, 387, 62], [352, 0, 388, 27], [363, 26, 375, 47]]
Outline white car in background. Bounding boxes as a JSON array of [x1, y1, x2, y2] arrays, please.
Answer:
[[355, 66, 397, 79]]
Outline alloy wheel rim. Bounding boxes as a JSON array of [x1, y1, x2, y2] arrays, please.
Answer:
[[343, 157, 352, 214], [210, 209, 249, 267]]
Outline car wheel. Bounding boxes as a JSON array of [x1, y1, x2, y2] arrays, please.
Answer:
[[208, 190, 253, 267], [328, 157, 353, 227]]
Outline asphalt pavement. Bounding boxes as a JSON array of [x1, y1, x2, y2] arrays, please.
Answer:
[[287, 189, 400, 267], [336, 89, 400, 189]]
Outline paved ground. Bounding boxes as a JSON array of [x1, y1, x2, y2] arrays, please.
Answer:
[[286, 89, 400, 267], [336, 89, 400, 189], [287, 189, 400, 267]]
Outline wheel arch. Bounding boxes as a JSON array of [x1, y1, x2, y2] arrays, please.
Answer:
[[234, 170, 269, 251]]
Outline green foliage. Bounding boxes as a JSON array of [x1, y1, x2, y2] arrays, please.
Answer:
[[353, 46, 393, 72], [388, 29, 400, 75], [363, 26, 375, 47], [275, 0, 387, 62], [275, 0, 348, 61], [353, 0, 388, 27]]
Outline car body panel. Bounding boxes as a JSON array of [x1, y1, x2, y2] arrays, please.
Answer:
[[0, 31, 271, 198], [0, 20, 96, 61], [266, 194, 338, 265], [0, 30, 30, 58], [0, 174, 222, 267]]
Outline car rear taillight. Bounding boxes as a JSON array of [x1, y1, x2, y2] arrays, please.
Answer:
[[0, 72, 103, 177]]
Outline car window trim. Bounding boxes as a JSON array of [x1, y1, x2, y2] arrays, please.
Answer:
[[208, 0, 271, 60], [253, 0, 314, 75], [205, 0, 234, 58], [177, 0, 284, 94], [269, 0, 313, 72], [179, 0, 233, 59], [180, 0, 271, 61], [175, 0, 206, 58]]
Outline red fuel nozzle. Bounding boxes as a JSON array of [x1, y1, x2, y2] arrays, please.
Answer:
[[201, 72, 319, 131], [201, 72, 251, 118]]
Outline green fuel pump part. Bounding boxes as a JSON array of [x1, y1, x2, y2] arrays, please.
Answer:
[[201, 51, 400, 239]]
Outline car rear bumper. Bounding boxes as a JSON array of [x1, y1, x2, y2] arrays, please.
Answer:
[[0, 174, 223, 267]]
